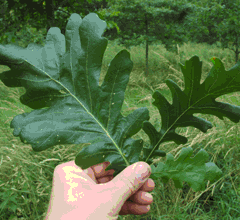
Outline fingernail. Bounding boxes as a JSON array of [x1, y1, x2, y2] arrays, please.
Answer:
[[104, 161, 110, 167], [136, 164, 150, 181]]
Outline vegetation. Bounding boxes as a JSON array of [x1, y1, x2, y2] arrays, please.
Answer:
[[0, 24, 240, 219], [1, 0, 240, 219]]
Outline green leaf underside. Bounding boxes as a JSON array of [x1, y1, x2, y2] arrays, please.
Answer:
[[0, 13, 150, 174], [1, 12, 240, 191]]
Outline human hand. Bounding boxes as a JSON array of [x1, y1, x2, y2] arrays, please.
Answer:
[[45, 160, 155, 220]]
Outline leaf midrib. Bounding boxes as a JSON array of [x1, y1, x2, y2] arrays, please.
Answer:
[[145, 92, 214, 163], [24, 59, 130, 166]]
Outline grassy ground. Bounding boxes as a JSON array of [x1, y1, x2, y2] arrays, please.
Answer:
[[0, 34, 240, 220]]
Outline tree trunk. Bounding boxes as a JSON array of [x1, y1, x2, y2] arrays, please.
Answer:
[[145, 13, 149, 77], [46, 0, 55, 33], [234, 36, 239, 63]]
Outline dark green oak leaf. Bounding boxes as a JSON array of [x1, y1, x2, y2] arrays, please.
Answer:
[[0, 13, 150, 174], [150, 147, 222, 192], [143, 56, 240, 165]]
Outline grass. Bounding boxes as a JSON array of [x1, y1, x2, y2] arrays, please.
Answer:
[[0, 30, 240, 220]]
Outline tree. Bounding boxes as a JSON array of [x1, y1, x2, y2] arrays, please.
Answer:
[[6, 0, 46, 29], [4, 0, 239, 64], [215, 1, 240, 63], [1, 0, 121, 38], [185, 0, 240, 63], [99, 0, 204, 76], [184, 1, 226, 44]]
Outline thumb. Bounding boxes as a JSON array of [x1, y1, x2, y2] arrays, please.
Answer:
[[110, 162, 151, 205]]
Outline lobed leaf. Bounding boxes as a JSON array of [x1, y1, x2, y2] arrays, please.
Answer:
[[142, 56, 240, 189], [150, 147, 222, 192], [142, 56, 240, 188], [0, 13, 150, 175]]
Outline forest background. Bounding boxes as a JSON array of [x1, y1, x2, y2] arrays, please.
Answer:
[[1, 0, 240, 74], [0, 0, 240, 219]]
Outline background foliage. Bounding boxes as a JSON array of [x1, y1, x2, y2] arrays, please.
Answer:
[[0, 0, 240, 219], [1, 0, 239, 74]]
